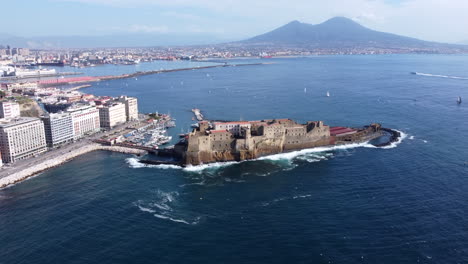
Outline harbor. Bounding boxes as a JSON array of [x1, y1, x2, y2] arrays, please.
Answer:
[[0, 111, 177, 188]]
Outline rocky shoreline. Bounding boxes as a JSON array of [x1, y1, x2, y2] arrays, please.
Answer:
[[0, 144, 146, 189]]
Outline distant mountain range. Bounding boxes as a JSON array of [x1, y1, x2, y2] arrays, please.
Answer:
[[240, 17, 466, 51], [0, 17, 466, 52]]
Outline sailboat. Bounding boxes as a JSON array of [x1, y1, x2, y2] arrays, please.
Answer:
[[304, 87, 307, 93], [326, 91, 330, 97], [457, 96, 462, 104]]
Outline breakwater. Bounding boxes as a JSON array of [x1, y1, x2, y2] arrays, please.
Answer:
[[35, 63, 268, 87], [0, 144, 146, 189], [98, 62, 267, 82]]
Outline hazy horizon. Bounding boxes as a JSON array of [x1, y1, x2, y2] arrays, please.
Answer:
[[1, 0, 468, 45]]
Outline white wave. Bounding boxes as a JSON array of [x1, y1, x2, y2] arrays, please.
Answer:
[[414, 72, 468, 80], [183, 161, 238, 173], [137, 204, 156, 213], [409, 136, 415, 140], [153, 213, 192, 225], [423, 140, 428, 143], [126, 158, 182, 170], [135, 190, 200, 225], [258, 141, 373, 162], [376, 130, 408, 149], [156, 189, 177, 203], [151, 202, 172, 211], [293, 194, 312, 199], [156, 164, 183, 170], [126, 157, 152, 168]]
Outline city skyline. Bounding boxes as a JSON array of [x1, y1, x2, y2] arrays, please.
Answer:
[[2, 0, 468, 44]]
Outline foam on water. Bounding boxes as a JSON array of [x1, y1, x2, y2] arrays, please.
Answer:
[[137, 204, 156, 213], [183, 161, 238, 173], [135, 190, 200, 225], [259, 141, 374, 162], [260, 193, 312, 207], [126, 157, 152, 168], [126, 158, 182, 170], [152, 214, 198, 225], [375, 130, 408, 149]]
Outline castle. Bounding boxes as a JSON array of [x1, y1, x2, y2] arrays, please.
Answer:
[[174, 119, 382, 165]]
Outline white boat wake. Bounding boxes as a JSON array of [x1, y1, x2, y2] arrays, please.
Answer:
[[413, 72, 468, 80]]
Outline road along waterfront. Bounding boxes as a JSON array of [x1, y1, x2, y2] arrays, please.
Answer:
[[0, 141, 146, 188]]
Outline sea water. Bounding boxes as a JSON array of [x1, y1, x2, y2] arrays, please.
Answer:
[[1, 55, 468, 263]]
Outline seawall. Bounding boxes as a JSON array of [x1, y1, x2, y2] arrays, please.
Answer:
[[0, 144, 146, 189]]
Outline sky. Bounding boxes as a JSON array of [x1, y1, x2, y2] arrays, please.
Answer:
[[2, 0, 468, 43]]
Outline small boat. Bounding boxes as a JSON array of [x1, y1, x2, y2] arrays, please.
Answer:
[[326, 91, 330, 97], [191, 123, 199, 128], [410, 72, 417, 75], [457, 96, 462, 104]]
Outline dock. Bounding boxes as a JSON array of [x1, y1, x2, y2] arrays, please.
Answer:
[[192, 108, 204, 121]]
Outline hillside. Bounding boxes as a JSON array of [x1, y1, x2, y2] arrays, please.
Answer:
[[240, 17, 465, 51]]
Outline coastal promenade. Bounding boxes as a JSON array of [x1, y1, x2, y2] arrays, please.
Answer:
[[0, 132, 147, 189], [0, 140, 146, 188]]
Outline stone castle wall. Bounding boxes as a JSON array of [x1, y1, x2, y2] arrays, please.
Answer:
[[183, 120, 333, 165]]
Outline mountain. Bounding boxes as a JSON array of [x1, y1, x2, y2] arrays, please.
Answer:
[[241, 17, 464, 50]]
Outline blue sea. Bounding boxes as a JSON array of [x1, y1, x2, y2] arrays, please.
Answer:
[[1, 55, 468, 264]]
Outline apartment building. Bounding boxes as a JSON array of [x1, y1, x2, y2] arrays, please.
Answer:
[[0, 117, 47, 163]]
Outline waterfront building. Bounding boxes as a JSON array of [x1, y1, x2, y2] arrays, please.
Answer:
[[98, 102, 126, 129], [2, 82, 38, 91], [67, 104, 100, 139], [59, 92, 82, 103], [0, 101, 21, 119], [41, 112, 74, 148], [117, 96, 139, 121], [213, 121, 251, 137], [0, 117, 47, 163]]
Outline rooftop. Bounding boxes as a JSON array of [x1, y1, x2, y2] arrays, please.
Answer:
[[0, 117, 41, 128]]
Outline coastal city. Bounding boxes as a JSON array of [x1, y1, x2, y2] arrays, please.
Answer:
[[2, 0, 468, 263], [0, 57, 185, 180], [1, 41, 466, 74]]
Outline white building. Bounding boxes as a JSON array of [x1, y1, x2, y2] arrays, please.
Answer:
[[117, 96, 138, 121], [0, 101, 20, 119], [0, 117, 47, 163], [213, 121, 251, 136], [98, 102, 126, 129], [67, 104, 100, 139], [41, 112, 74, 148]]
